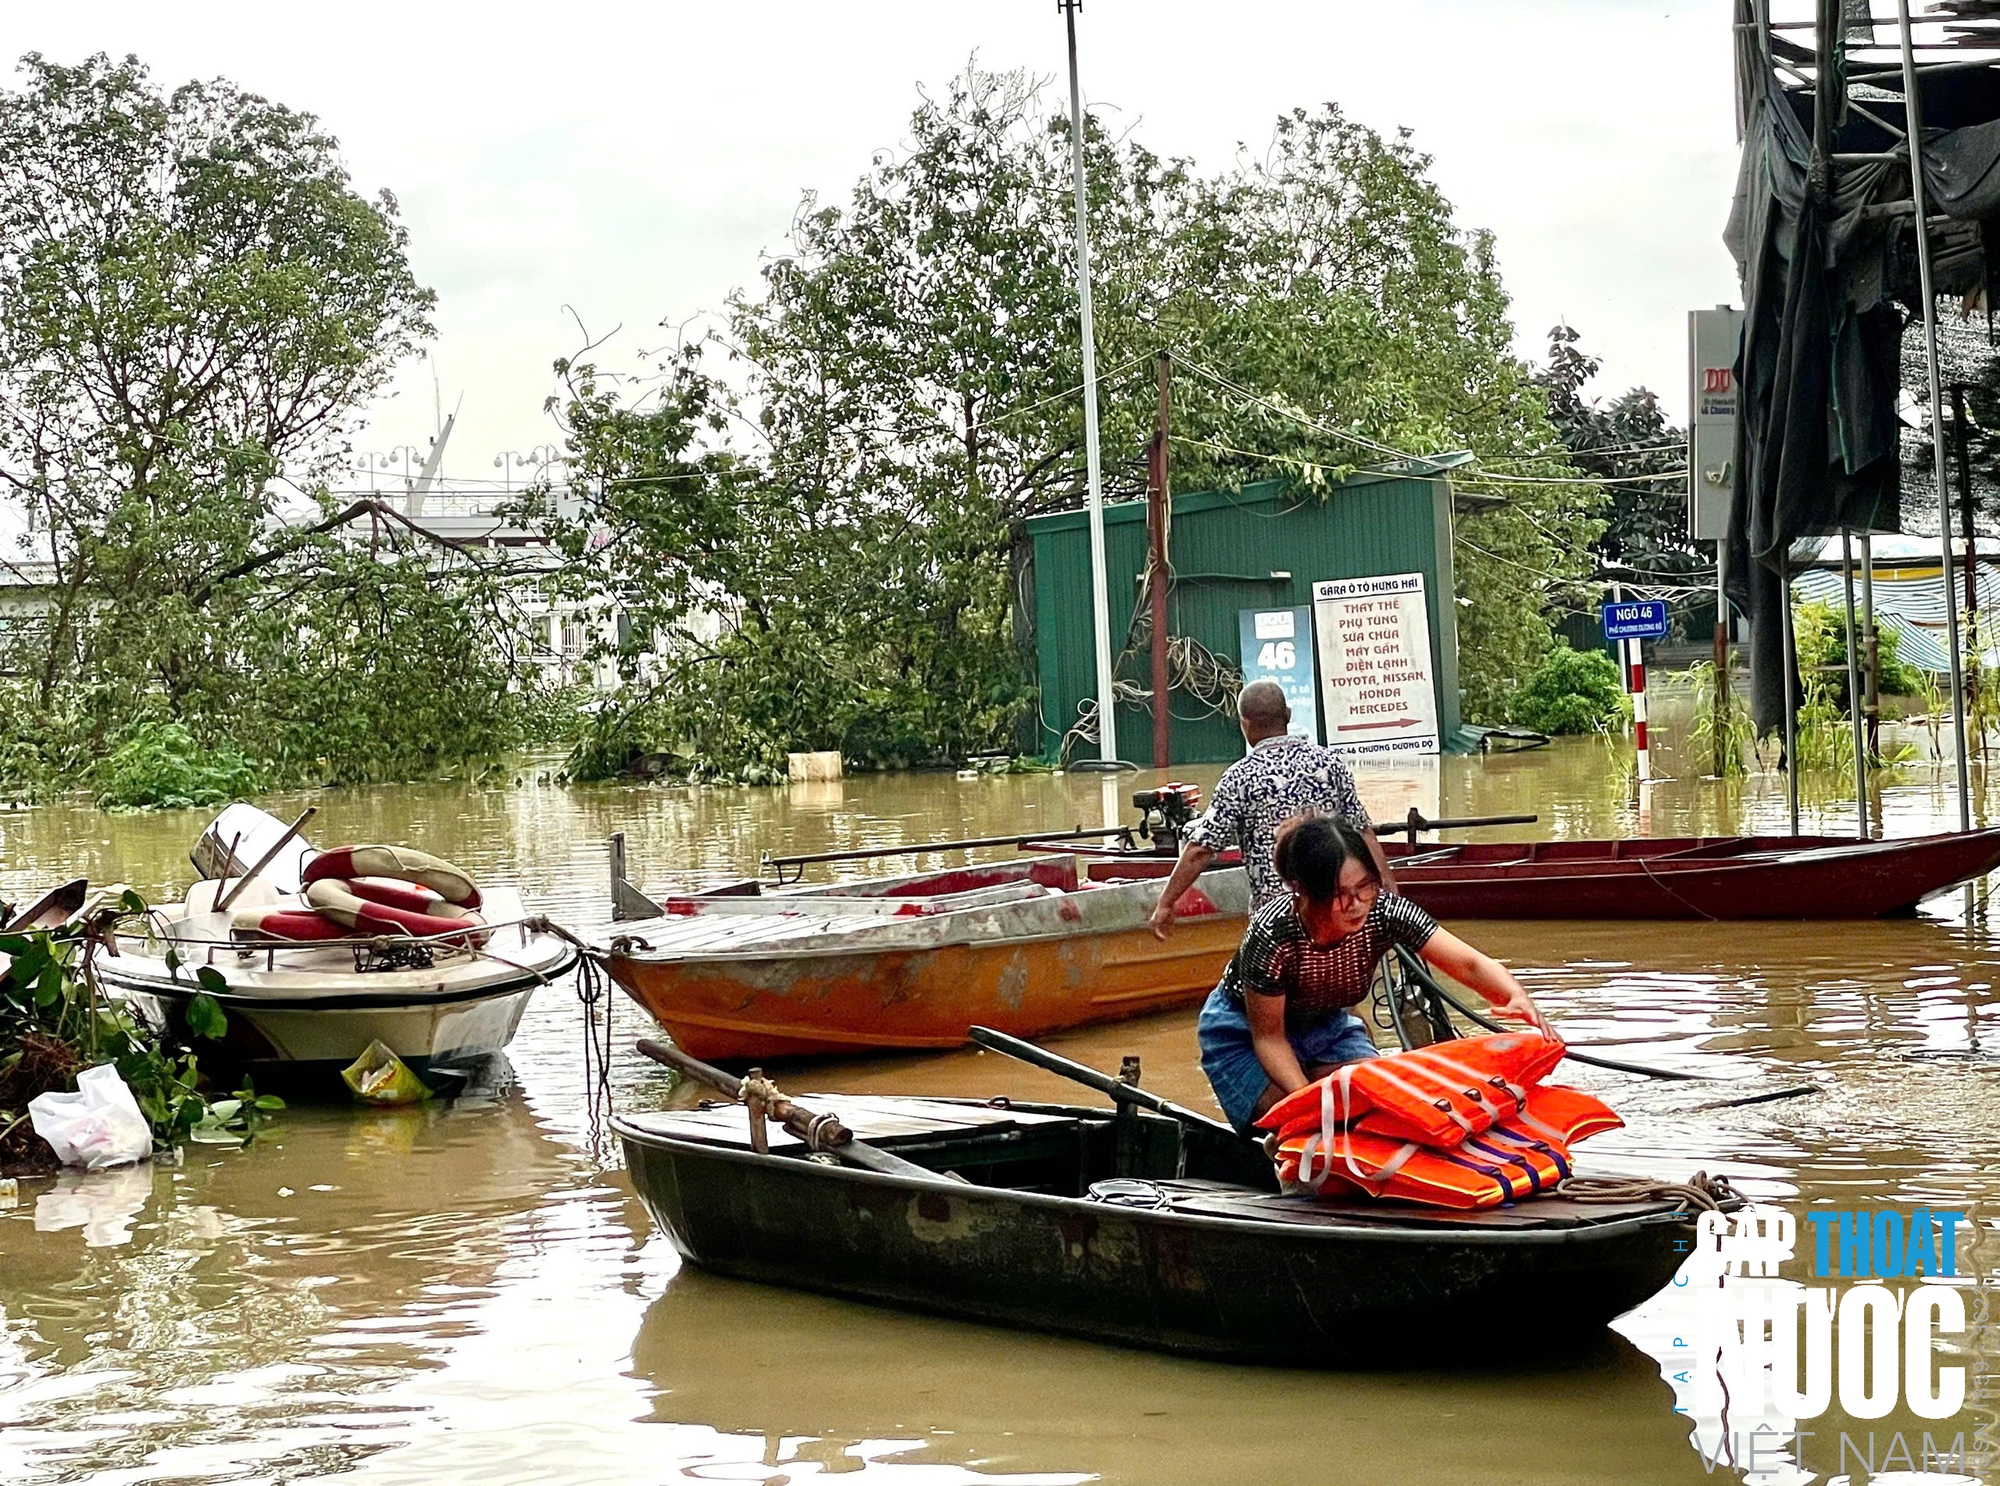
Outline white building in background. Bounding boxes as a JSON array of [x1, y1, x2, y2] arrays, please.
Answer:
[[0, 472, 701, 695]]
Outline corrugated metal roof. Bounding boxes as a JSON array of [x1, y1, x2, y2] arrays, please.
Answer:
[[1791, 566, 2000, 672]]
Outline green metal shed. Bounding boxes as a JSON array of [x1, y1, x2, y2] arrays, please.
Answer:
[[1026, 475, 1463, 764]]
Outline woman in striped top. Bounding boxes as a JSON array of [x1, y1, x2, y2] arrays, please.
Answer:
[[1197, 815, 1551, 1132]]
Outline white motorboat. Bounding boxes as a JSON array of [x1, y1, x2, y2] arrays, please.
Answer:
[[98, 804, 577, 1088]]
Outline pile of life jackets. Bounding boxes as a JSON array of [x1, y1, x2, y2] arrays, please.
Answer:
[[229, 845, 488, 946], [1256, 1032, 1623, 1210]]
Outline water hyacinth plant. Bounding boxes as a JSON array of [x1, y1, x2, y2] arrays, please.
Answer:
[[0, 893, 280, 1174]]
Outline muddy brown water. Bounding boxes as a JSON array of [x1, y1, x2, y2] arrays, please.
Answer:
[[3, 710, 1999, 1483]]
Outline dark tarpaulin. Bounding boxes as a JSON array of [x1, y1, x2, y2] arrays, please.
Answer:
[[1725, 9, 1900, 737], [1724, 0, 2000, 737]]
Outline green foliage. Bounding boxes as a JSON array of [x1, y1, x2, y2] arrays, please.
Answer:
[[0, 899, 280, 1168], [534, 69, 1597, 774], [1535, 326, 1696, 602], [1508, 643, 1627, 735], [90, 721, 261, 811], [1687, 660, 1754, 778], [0, 55, 544, 795], [1793, 599, 1925, 701]]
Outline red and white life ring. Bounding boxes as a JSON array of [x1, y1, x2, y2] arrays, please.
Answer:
[[304, 878, 486, 944], [303, 846, 482, 911], [233, 907, 350, 942], [230, 845, 488, 944]]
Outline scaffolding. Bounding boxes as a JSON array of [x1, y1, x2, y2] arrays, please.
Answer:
[[1735, 0, 2000, 836]]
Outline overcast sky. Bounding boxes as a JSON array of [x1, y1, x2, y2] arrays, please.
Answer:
[[15, 1, 1742, 486]]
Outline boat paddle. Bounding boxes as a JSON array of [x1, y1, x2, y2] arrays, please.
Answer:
[[967, 1025, 1253, 1144], [634, 1037, 950, 1182], [1393, 946, 1821, 1105], [1390, 946, 1715, 1080]]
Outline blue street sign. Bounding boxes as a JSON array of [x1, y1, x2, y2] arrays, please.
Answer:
[[1602, 599, 1670, 642], [1238, 606, 1320, 744]]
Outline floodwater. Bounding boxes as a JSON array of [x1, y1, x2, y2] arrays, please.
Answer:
[[3, 695, 1999, 1485]]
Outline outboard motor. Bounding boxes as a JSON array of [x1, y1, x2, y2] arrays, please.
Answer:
[[1130, 782, 1203, 855]]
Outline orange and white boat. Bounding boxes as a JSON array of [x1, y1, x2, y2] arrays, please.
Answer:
[[599, 855, 1249, 1063]]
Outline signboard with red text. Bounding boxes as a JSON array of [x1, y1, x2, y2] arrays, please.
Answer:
[[1311, 573, 1439, 757]]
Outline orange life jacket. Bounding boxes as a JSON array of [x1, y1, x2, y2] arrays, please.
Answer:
[[1260, 1032, 1568, 1148], [1509, 1082, 1623, 1147], [1277, 1121, 1574, 1209]]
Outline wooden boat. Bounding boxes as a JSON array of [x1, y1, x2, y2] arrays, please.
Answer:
[[4, 878, 89, 932], [1075, 828, 2000, 921], [616, 1090, 1719, 1366], [98, 806, 577, 1088], [601, 855, 1249, 1063]]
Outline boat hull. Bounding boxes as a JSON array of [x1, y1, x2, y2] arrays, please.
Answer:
[[1086, 830, 2000, 920], [618, 1118, 1696, 1366], [1390, 830, 2000, 920], [119, 979, 541, 1082], [99, 888, 577, 1087], [608, 915, 1243, 1062]]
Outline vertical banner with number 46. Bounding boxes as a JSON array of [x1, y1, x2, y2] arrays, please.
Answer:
[[1237, 606, 1321, 745]]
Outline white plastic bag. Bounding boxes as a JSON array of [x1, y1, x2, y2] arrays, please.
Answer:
[[28, 1064, 153, 1171]]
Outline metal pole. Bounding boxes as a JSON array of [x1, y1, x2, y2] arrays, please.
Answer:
[[1954, 382, 1981, 753], [1782, 553, 1800, 835], [1631, 636, 1652, 785], [1715, 535, 1732, 776], [1900, 0, 1973, 830], [1860, 528, 1880, 762], [1841, 529, 1869, 838], [1061, 0, 1118, 764], [1149, 351, 1172, 769]]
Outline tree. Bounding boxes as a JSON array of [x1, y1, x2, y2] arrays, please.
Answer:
[[1535, 325, 1696, 586], [0, 54, 531, 787], [543, 67, 1606, 777]]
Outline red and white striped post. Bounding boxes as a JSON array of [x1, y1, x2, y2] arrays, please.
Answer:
[[1628, 637, 1651, 784]]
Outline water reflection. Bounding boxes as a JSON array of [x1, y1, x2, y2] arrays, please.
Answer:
[[629, 1271, 1715, 1486], [2, 715, 2000, 1481]]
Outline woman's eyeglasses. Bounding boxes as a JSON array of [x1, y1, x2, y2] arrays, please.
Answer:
[[1297, 879, 1380, 911], [1333, 880, 1381, 910]]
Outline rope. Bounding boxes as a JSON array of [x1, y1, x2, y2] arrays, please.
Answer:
[[528, 917, 616, 1144], [571, 945, 614, 1146], [1557, 1171, 1740, 1213]]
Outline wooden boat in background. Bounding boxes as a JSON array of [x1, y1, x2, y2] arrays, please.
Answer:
[[599, 855, 1249, 1062], [1076, 829, 2000, 921]]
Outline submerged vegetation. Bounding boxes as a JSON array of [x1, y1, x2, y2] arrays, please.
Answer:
[[0, 899, 279, 1175], [91, 723, 262, 813], [1686, 661, 1754, 778], [1508, 644, 1627, 736]]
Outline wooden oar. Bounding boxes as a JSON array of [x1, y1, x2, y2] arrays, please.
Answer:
[[968, 1025, 1250, 1142], [634, 1038, 946, 1181], [1391, 946, 1717, 1082], [1394, 953, 1828, 1108]]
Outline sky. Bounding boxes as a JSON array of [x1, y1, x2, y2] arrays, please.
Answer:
[[11, 0, 1744, 486]]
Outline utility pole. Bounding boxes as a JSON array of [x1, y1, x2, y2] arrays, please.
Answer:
[[1148, 351, 1172, 769], [1061, 0, 1117, 763], [1901, 0, 1973, 830]]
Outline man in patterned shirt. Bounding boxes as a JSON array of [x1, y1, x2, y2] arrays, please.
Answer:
[[1148, 680, 1393, 936]]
